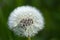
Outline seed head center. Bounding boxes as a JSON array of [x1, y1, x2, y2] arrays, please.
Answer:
[[20, 18, 33, 27]]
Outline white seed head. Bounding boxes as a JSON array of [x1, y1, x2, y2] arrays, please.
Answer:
[[8, 6, 44, 37]]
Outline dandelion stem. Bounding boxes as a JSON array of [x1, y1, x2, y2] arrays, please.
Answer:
[[28, 36, 31, 40]]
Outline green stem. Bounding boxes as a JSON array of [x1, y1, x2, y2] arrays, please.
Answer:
[[28, 37, 31, 40]]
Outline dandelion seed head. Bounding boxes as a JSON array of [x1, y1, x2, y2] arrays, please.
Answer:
[[8, 6, 44, 37]]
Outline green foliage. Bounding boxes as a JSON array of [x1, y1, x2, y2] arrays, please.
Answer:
[[0, 0, 60, 40]]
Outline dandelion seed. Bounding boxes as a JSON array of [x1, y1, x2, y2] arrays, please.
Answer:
[[8, 6, 44, 37]]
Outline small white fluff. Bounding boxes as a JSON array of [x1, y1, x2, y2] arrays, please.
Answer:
[[8, 6, 44, 37]]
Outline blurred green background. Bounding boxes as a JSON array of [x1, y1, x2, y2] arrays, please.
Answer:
[[0, 0, 60, 40]]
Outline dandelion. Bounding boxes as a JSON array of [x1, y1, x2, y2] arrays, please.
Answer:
[[8, 6, 44, 40]]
